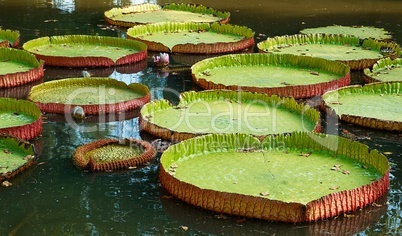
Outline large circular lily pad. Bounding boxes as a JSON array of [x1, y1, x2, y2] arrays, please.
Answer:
[[257, 34, 401, 70], [27, 77, 150, 115], [127, 22, 255, 54], [0, 47, 44, 88], [73, 138, 156, 172], [191, 53, 350, 99], [140, 90, 320, 141], [0, 134, 37, 182], [363, 57, 402, 83], [300, 25, 392, 41], [159, 132, 389, 222], [22, 35, 147, 67], [0, 28, 19, 48], [0, 98, 42, 140], [322, 81, 402, 131], [105, 3, 230, 27]]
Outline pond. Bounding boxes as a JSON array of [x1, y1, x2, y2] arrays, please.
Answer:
[[0, 0, 401, 235]]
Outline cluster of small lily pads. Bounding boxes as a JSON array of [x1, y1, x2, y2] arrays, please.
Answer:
[[0, 2, 400, 224]]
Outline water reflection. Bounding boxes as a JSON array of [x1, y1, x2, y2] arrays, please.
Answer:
[[52, 0, 75, 13]]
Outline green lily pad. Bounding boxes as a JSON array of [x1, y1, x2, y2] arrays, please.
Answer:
[[28, 77, 150, 115], [0, 134, 37, 182], [127, 22, 255, 54], [0, 98, 42, 140], [159, 132, 389, 222], [73, 138, 156, 172], [300, 25, 392, 41], [140, 90, 320, 141], [105, 3, 230, 27], [0, 28, 20, 48], [191, 53, 350, 99], [0, 47, 44, 88], [23, 35, 147, 67], [257, 34, 401, 70], [322, 81, 402, 131], [363, 57, 402, 83]]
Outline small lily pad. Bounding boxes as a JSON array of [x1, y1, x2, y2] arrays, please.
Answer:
[[73, 138, 156, 172]]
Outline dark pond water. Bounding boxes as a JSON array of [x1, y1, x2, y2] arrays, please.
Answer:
[[1, 0, 402, 235]]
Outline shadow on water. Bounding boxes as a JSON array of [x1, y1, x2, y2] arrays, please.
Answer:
[[1, 0, 402, 235]]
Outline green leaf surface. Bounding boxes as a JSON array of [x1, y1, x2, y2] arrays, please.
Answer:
[[300, 25, 392, 41]]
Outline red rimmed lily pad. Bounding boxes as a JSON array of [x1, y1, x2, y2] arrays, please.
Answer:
[[300, 25, 392, 41], [0, 98, 42, 141], [0, 134, 37, 183], [105, 3, 230, 27], [22, 35, 147, 67], [140, 90, 321, 142], [363, 57, 402, 83], [257, 34, 401, 70], [27, 77, 150, 115], [322, 81, 402, 131], [73, 138, 156, 172], [191, 53, 350, 99], [0, 48, 44, 88], [0, 28, 20, 48], [159, 132, 389, 222], [127, 22, 255, 54]]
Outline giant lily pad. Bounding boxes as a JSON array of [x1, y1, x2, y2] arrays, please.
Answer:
[[22, 35, 147, 67], [159, 132, 389, 222], [0, 98, 42, 140], [27, 77, 150, 115], [0, 48, 44, 88], [322, 81, 402, 131], [0, 134, 37, 182], [257, 34, 401, 70], [127, 22, 255, 54], [363, 57, 402, 83], [0, 28, 20, 48], [191, 53, 350, 99], [300, 25, 392, 41], [140, 90, 320, 141], [73, 138, 156, 172], [104, 3, 230, 27]]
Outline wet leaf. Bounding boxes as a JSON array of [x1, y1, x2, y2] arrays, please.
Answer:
[[344, 213, 355, 218], [1, 180, 12, 187], [300, 151, 312, 157], [329, 185, 339, 190]]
